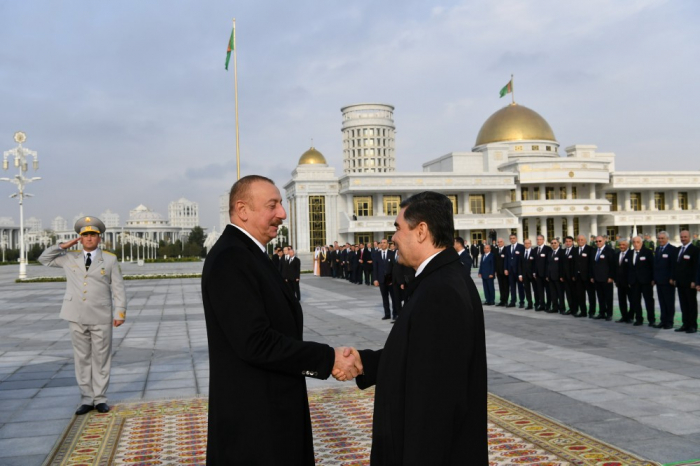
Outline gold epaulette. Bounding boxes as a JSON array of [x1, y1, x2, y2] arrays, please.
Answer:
[[102, 250, 116, 256]]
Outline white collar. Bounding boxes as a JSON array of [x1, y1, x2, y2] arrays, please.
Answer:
[[230, 223, 266, 253], [83, 249, 97, 259], [415, 251, 441, 277]]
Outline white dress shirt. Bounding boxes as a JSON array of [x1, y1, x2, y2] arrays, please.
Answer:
[[230, 223, 266, 253]]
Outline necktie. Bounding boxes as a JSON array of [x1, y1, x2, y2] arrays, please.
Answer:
[[538, 246, 541, 255], [678, 245, 686, 262], [595, 248, 602, 262], [579, 247, 582, 255], [382, 251, 386, 261], [566, 247, 570, 256], [511, 245, 514, 255], [620, 253, 624, 265], [85, 252, 92, 270], [634, 251, 638, 265], [525, 250, 529, 260]]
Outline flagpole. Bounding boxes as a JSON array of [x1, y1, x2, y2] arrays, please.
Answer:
[[511, 74, 515, 104], [233, 18, 241, 180]]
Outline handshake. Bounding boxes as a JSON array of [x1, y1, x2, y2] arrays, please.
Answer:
[[332, 347, 363, 382]]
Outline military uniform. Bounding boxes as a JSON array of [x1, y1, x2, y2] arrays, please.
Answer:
[[38, 217, 126, 410]]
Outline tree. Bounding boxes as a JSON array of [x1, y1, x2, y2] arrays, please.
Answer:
[[188, 226, 205, 248]]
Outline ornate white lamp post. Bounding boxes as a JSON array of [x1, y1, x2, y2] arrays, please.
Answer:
[[1, 132, 41, 279], [1, 233, 8, 263]]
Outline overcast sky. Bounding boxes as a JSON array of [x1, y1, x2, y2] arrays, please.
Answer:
[[1, 0, 698, 231]]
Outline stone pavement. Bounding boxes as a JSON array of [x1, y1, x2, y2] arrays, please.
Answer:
[[0, 263, 699, 464]]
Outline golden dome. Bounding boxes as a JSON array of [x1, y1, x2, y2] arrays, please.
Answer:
[[298, 147, 327, 165], [474, 103, 556, 146]]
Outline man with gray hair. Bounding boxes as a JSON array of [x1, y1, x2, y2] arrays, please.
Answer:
[[614, 239, 631, 323], [628, 236, 655, 326], [653, 231, 677, 329], [672, 230, 698, 333]]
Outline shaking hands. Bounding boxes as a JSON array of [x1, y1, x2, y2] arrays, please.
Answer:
[[332, 347, 363, 382]]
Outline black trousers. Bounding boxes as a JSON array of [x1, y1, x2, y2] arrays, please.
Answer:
[[548, 279, 565, 312], [378, 282, 393, 318], [677, 285, 698, 329], [472, 254, 479, 267], [564, 278, 578, 314], [508, 272, 525, 304], [656, 284, 675, 326], [522, 275, 535, 306], [536, 275, 550, 308], [629, 283, 655, 323], [594, 281, 614, 317], [497, 272, 509, 304], [286, 280, 300, 301], [616, 282, 630, 321], [363, 268, 373, 285]]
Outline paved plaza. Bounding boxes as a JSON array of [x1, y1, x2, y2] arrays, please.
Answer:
[[0, 262, 699, 464]]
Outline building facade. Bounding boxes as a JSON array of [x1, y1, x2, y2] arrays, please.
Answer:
[[284, 102, 700, 265]]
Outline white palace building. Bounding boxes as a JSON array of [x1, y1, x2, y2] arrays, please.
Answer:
[[282, 102, 700, 264]]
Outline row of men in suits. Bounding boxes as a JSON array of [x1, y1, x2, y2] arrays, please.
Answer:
[[479, 231, 699, 333], [271, 246, 302, 300]]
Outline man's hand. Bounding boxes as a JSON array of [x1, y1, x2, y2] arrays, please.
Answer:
[[113, 319, 125, 328], [669, 279, 675, 286], [478, 274, 482, 278], [504, 270, 509, 276], [373, 280, 379, 287], [518, 275, 523, 282], [60, 237, 81, 249], [332, 347, 363, 382], [607, 278, 613, 284], [488, 275, 494, 279]]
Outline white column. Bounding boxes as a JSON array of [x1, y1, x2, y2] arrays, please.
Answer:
[[346, 194, 354, 217], [376, 194, 384, 216], [647, 191, 656, 211], [590, 216, 598, 236], [539, 217, 547, 238], [566, 215, 574, 237], [623, 191, 631, 211], [696, 190, 700, 211], [515, 185, 522, 202], [491, 193, 499, 213], [462, 194, 470, 214], [554, 217, 563, 240], [566, 183, 572, 200], [516, 220, 523, 242], [540, 184, 546, 200], [589, 185, 596, 200], [672, 190, 679, 210]]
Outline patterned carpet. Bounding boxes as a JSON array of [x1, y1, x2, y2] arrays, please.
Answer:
[[43, 387, 660, 466]]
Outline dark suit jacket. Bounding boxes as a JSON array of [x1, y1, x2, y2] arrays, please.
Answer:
[[494, 246, 506, 274], [470, 244, 479, 257], [283, 256, 301, 282], [615, 249, 630, 286], [627, 248, 654, 285], [359, 247, 373, 271], [201, 225, 335, 465], [392, 254, 415, 290], [573, 245, 595, 281], [478, 253, 495, 278], [372, 249, 395, 284], [591, 246, 616, 282], [518, 247, 535, 277], [562, 247, 576, 280], [674, 244, 699, 286], [504, 243, 525, 273], [533, 245, 552, 278], [356, 248, 488, 465], [457, 250, 472, 274], [271, 254, 280, 272], [654, 244, 677, 284], [547, 248, 565, 281]]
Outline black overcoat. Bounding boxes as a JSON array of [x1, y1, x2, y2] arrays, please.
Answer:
[[356, 248, 488, 465], [202, 225, 335, 465]]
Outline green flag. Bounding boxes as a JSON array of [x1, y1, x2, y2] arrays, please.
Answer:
[[225, 29, 234, 70], [499, 79, 512, 98]]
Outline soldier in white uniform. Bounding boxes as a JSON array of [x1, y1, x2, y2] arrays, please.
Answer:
[[38, 216, 126, 415]]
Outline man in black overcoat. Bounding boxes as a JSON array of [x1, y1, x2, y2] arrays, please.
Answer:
[[533, 234, 552, 311], [372, 238, 396, 320], [283, 246, 301, 301], [202, 175, 362, 465], [653, 231, 677, 328], [471, 241, 480, 267], [614, 239, 631, 323], [561, 236, 578, 316], [494, 237, 509, 306], [673, 230, 698, 333], [574, 234, 596, 318], [337, 192, 488, 465], [628, 236, 655, 326], [591, 235, 616, 320], [518, 238, 536, 310], [546, 239, 565, 313]]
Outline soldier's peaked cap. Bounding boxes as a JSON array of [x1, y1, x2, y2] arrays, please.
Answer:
[[74, 216, 106, 235]]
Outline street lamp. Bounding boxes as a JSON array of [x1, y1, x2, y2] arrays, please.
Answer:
[[0, 233, 8, 263], [1, 132, 41, 279]]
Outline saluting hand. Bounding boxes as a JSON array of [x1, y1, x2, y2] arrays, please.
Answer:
[[60, 237, 82, 249]]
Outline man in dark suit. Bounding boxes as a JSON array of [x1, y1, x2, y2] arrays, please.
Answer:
[[494, 238, 509, 306], [574, 234, 596, 318], [271, 246, 283, 272], [614, 239, 631, 323], [471, 242, 480, 268], [504, 234, 525, 308], [339, 243, 348, 280], [349, 244, 359, 284], [454, 236, 473, 273], [373, 238, 396, 320], [328, 244, 337, 278], [533, 234, 552, 311], [628, 236, 655, 326], [202, 175, 361, 465], [591, 235, 615, 321], [653, 231, 677, 329], [341, 191, 487, 465], [546, 239, 565, 314], [518, 239, 535, 309], [479, 245, 496, 305], [283, 246, 302, 301], [358, 242, 373, 285], [673, 230, 698, 333], [561, 236, 578, 316]]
